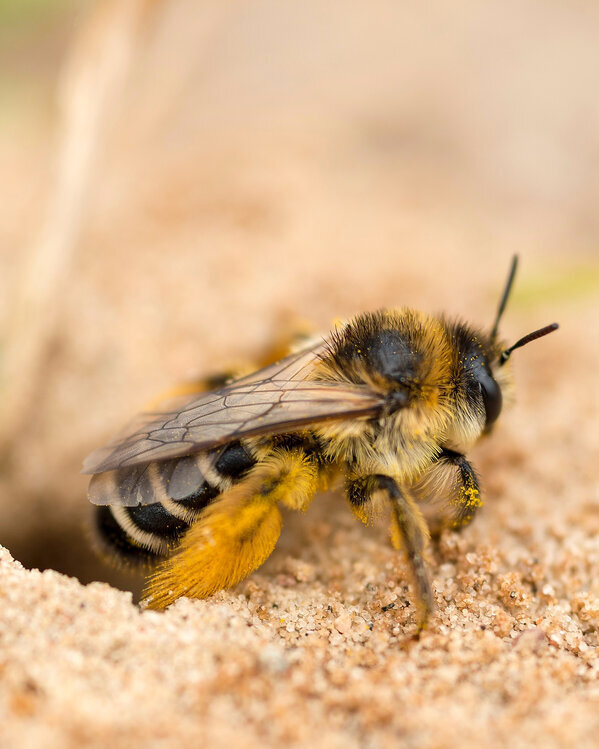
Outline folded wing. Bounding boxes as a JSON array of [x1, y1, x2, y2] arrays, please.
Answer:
[[83, 343, 384, 475]]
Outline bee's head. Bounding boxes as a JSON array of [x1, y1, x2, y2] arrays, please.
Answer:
[[451, 326, 504, 435], [452, 256, 558, 441]]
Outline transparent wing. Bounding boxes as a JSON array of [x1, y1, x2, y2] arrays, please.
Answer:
[[83, 343, 385, 475]]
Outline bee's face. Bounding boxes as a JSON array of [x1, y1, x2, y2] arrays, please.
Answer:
[[445, 321, 512, 451], [458, 330, 503, 428]]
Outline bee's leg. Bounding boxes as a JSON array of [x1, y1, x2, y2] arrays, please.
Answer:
[[149, 324, 316, 405], [437, 449, 482, 530], [347, 474, 434, 629], [146, 367, 250, 406], [144, 449, 319, 609], [176, 323, 316, 400], [255, 320, 315, 366]]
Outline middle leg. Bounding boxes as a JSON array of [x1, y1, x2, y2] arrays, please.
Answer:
[[347, 473, 434, 628]]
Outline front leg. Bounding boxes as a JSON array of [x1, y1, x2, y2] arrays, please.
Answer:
[[347, 474, 434, 629], [413, 449, 482, 533], [442, 449, 482, 528]]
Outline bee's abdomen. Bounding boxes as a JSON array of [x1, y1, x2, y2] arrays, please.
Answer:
[[93, 505, 165, 567], [91, 441, 256, 568]]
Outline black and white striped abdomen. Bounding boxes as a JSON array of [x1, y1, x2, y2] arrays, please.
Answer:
[[91, 441, 256, 567]]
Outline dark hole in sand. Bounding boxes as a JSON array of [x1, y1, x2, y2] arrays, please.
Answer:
[[0, 492, 145, 601]]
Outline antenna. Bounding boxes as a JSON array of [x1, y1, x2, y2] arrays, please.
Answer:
[[491, 255, 518, 340], [499, 323, 559, 366]]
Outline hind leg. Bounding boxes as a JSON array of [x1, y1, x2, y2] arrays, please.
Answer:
[[144, 448, 319, 609]]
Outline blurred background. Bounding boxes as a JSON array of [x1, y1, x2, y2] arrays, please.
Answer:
[[0, 0, 598, 592]]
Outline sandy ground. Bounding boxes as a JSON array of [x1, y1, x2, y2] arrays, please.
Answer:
[[1, 2, 599, 747]]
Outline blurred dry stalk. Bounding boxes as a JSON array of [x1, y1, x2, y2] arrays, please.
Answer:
[[0, 0, 165, 454]]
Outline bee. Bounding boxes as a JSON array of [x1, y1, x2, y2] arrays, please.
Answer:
[[83, 257, 557, 626]]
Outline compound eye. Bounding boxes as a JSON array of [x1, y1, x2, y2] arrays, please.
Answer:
[[478, 370, 502, 428]]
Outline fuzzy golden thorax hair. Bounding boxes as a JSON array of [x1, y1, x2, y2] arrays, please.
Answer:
[[311, 309, 512, 480]]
